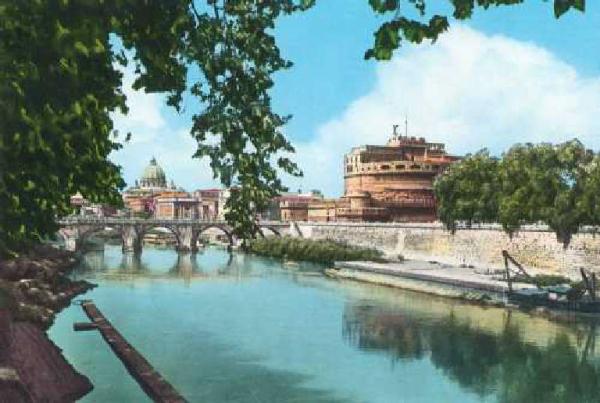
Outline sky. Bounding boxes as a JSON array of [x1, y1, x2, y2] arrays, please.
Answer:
[[110, 1, 600, 197]]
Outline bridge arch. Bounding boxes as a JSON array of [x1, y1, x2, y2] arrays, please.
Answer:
[[79, 225, 122, 246], [138, 225, 181, 250], [197, 224, 234, 248]]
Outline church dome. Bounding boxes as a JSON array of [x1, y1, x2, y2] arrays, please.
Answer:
[[140, 157, 167, 188]]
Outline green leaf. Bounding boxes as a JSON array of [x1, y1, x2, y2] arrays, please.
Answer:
[[74, 41, 89, 56]]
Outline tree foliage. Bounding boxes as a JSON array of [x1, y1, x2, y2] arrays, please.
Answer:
[[1, 1, 128, 256], [366, 0, 585, 60], [435, 150, 500, 233], [0, 0, 588, 257], [187, 1, 311, 243], [498, 140, 592, 245], [434, 140, 596, 247], [0, 0, 312, 256]]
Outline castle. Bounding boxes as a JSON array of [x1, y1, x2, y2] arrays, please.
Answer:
[[307, 128, 459, 222]]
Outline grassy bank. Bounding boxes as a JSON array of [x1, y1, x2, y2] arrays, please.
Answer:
[[248, 236, 385, 264]]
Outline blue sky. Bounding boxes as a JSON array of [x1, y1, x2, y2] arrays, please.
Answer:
[[111, 1, 600, 196]]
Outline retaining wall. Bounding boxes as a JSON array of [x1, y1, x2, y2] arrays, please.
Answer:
[[295, 222, 600, 278]]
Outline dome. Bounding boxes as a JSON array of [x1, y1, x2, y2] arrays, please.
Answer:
[[139, 157, 167, 188]]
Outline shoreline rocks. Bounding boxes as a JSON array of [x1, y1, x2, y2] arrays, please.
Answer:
[[0, 245, 95, 329], [0, 245, 96, 401]]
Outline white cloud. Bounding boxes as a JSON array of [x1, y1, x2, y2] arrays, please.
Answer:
[[290, 25, 600, 197], [109, 67, 218, 191], [111, 67, 166, 143]]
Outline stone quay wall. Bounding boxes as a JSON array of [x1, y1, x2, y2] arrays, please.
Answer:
[[294, 222, 600, 278]]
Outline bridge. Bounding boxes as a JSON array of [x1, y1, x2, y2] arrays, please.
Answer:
[[57, 217, 290, 254]]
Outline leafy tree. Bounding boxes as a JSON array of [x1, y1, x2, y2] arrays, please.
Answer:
[[187, 1, 309, 244], [434, 150, 500, 232], [1, 1, 128, 256], [0, 0, 312, 256], [0, 0, 588, 257], [436, 140, 594, 247], [366, 0, 585, 60], [498, 140, 592, 246], [578, 155, 600, 229]]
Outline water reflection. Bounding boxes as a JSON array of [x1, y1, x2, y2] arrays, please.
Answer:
[[344, 303, 600, 402], [75, 245, 263, 282], [59, 245, 600, 402], [120, 252, 149, 273]]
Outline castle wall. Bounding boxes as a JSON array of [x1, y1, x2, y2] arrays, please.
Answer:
[[295, 222, 600, 279], [340, 137, 459, 223], [344, 173, 434, 194]]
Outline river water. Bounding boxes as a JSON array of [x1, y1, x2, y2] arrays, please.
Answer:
[[49, 245, 600, 402]]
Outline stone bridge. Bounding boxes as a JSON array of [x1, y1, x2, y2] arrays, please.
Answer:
[[57, 217, 290, 254]]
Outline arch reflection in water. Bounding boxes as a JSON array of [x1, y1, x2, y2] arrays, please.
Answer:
[[168, 253, 201, 281], [119, 252, 149, 273], [78, 249, 123, 274], [343, 303, 600, 403], [80, 245, 247, 282], [80, 226, 120, 251]]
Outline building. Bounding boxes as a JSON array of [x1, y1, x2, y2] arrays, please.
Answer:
[[154, 190, 200, 219], [263, 191, 323, 222], [308, 128, 459, 222], [307, 198, 346, 222], [191, 188, 238, 220], [69, 192, 117, 217], [122, 157, 200, 218], [192, 189, 221, 220]]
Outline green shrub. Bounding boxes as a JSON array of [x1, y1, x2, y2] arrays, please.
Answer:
[[511, 274, 572, 287], [248, 236, 384, 264]]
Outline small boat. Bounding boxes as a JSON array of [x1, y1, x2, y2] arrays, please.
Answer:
[[503, 250, 600, 314]]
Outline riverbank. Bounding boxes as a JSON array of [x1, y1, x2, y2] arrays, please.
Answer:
[[0, 245, 95, 401], [326, 260, 520, 303], [327, 260, 600, 322]]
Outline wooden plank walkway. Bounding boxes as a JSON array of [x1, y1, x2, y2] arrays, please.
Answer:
[[76, 300, 186, 403]]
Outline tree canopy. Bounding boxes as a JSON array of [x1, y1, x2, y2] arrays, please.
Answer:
[[366, 0, 585, 60], [434, 140, 596, 247], [0, 0, 588, 256], [1, 0, 312, 255], [435, 150, 500, 233]]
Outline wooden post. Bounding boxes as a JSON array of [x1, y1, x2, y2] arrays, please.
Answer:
[[76, 300, 186, 403], [502, 250, 512, 293], [73, 322, 98, 332]]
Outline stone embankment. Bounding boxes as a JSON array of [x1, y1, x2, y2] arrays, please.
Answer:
[[0, 245, 95, 401], [295, 222, 600, 279], [327, 260, 530, 302], [326, 260, 595, 322]]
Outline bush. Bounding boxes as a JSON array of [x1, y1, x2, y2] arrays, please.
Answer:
[[247, 236, 384, 265], [511, 274, 572, 287]]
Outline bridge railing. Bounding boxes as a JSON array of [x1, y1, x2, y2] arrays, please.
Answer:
[[57, 216, 287, 227]]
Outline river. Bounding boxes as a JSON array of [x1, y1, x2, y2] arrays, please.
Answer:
[[48, 245, 600, 402]]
